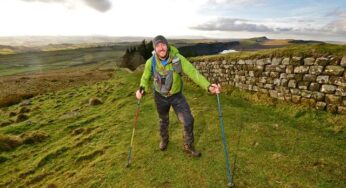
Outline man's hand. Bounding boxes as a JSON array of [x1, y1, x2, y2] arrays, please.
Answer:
[[208, 84, 221, 94], [135, 87, 144, 100]]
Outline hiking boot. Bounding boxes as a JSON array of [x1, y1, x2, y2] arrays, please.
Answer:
[[183, 144, 201, 157], [159, 139, 169, 151]]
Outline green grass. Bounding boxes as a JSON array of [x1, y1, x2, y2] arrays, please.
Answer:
[[0, 70, 345, 187], [190, 44, 346, 62]]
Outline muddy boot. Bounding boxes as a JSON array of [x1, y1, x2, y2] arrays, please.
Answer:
[[183, 144, 201, 157], [159, 138, 169, 151]]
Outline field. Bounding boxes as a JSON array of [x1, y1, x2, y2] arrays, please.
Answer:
[[0, 70, 345, 187], [0, 41, 345, 187]]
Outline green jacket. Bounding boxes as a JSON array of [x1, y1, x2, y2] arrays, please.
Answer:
[[140, 45, 210, 96]]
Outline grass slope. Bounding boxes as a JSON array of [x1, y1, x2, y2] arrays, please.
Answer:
[[190, 44, 346, 62], [0, 70, 345, 187]]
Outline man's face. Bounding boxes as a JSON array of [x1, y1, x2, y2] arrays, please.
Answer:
[[155, 42, 168, 59]]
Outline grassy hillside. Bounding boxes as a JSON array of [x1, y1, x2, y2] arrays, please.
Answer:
[[0, 70, 345, 187], [190, 44, 346, 62], [0, 45, 124, 77]]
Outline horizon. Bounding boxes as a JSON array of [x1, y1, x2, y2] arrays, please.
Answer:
[[1, 0, 346, 42]]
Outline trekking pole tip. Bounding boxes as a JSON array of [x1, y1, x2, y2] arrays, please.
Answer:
[[227, 182, 235, 188], [125, 163, 131, 168]]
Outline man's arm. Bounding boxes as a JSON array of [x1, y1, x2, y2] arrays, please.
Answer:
[[178, 54, 211, 91]]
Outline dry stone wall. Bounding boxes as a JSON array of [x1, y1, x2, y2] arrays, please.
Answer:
[[192, 56, 346, 114]]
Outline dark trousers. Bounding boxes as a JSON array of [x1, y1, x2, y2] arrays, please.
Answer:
[[154, 91, 194, 147]]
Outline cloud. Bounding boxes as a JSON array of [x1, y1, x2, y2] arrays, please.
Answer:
[[83, 0, 111, 12], [325, 8, 346, 17], [191, 18, 292, 32], [191, 16, 346, 37], [207, 0, 265, 5], [21, 0, 112, 12]]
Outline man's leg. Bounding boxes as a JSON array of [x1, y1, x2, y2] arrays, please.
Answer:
[[154, 92, 171, 150], [171, 93, 201, 157]]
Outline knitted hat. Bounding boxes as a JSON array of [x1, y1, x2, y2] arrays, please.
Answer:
[[152, 35, 168, 47]]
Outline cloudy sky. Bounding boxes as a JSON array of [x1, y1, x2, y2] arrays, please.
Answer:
[[0, 0, 346, 41]]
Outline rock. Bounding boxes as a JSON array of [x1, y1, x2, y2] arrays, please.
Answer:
[[290, 57, 303, 65], [89, 97, 103, 106], [298, 81, 309, 90], [309, 66, 324, 75], [323, 66, 344, 76], [312, 92, 325, 101], [294, 66, 309, 74], [301, 90, 312, 98], [303, 74, 317, 82], [337, 106, 346, 114], [19, 99, 32, 106], [325, 94, 342, 105], [282, 57, 290, 65], [316, 102, 326, 110], [288, 80, 297, 88], [335, 86, 346, 96], [301, 98, 316, 107], [340, 56, 346, 67], [292, 95, 301, 103], [309, 83, 320, 91], [321, 85, 336, 94], [272, 57, 282, 65], [315, 57, 329, 66], [286, 65, 294, 74], [316, 75, 329, 84], [304, 57, 315, 65], [327, 104, 338, 113], [290, 89, 301, 95]]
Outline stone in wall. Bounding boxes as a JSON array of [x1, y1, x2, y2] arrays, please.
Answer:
[[294, 66, 310, 74], [309, 82, 321, 91], [291, 57, 303, 65], [324, 66, 344, 76], [335, 86, 346, 96], [282, 57, 290, 65], [301, 98, 316, 107], [321, 85, 336, 94], [315, 57, 329, 66], [272, 57, 282, 65], [304, 57, 315, 65], [340, 56, 346, 67], [326, 94, 342, 105], [286, 65, 294, 74], [298, 81, 310, 90], [338, 106, 346, 114], [316, 75, 329, 84], [309, 66, 324, 75], [288, 80, 297, 88], [292, 95, 301, 103], [312, 92, 325, 101], [301, 90, 312, 98], [303, 74, 317, 82], [327, 104, 338, 113], [316, 101, 327, 110]]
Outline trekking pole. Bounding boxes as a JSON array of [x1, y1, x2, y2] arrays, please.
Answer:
[[216, 90, 234, 187], [126, 99, 141, 168]]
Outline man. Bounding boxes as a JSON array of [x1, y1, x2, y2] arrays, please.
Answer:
[[136, 35, 220, 157]]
